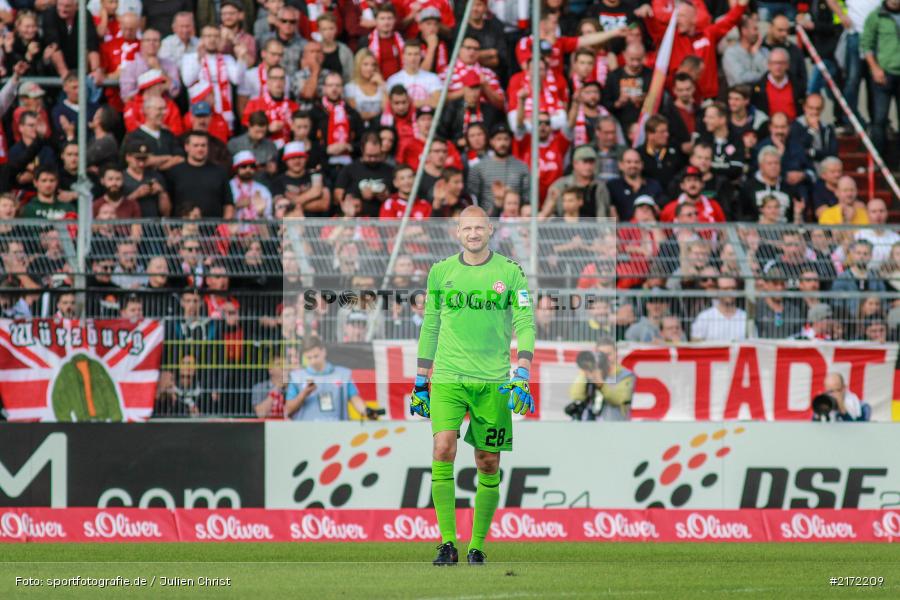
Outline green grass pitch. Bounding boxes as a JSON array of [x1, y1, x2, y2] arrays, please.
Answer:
[[2, 542, 899, 599]]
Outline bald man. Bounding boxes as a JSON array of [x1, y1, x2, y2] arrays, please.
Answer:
[[818, 176, 869, 225], [412, 204, 536, 565], [822, 372, 865, 421]]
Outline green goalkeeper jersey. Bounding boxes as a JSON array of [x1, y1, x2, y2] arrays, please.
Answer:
[[417, 251, 536, 381]]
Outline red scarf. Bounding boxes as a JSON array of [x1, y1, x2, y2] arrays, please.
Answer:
[[322, 96, 350, 146], [307, 1, 322, 41], [262, 88, 293, 145], [462, 104, 483, 134], [368, 31, 404, 63], [574, 104, 588, 146], [517, 0, 529, 28], [257, 63, 268, 90], [435, 41, 448, 73], [202, 53, 234, 128]]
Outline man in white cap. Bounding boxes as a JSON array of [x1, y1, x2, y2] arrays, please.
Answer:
[[181, 25, 249, 132], [123, 69, 184, 135], [270, 141, 330, 217], [120, 27, 180, 101], [231, 150, 273, 226], [183, 82, 231, 144], [13, 81, 49, 143]]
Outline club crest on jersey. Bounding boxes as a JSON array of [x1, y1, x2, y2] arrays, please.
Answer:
[[493, 281, 506, 294]]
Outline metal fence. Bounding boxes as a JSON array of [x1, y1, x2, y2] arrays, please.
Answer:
[[1, 218, 899, 418]]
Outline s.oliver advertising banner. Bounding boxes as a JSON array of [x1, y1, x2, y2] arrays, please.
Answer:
[[0, 319, 163, 422], [372, 340, 898, 421], [2, 507, 899, 543], [265, 422, 900, 510]]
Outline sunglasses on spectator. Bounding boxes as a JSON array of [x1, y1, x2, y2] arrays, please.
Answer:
[[280, 18, 297, 24]]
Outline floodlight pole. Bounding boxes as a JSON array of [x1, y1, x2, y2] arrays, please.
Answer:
[[75, 0, 92, 311]]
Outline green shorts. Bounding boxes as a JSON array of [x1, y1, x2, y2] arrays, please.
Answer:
[[430, 377, 513, 452]]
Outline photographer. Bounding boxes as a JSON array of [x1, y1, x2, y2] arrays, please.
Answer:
[[566, 339, 635, 421], [811, 372, 870, 422], [285, 335, 381, 421]]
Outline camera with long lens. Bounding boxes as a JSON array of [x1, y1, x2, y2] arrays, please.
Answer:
[[811, 393, 836, 421], [564, 351, 605, 421]]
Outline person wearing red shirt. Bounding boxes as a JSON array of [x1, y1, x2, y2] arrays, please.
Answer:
[[659, 167, 725, 225], [100, 11, 140, 111], [380, 86, 416, 141], [506, 49, 567, 131], [241, 64, 297, 148], [512, 109, 569, 208], [515, 12, 627, 82], [750, 48, 803, 121], [93, 0, 121, 42], [181, 82, 231, 143], [379, 164, 432, 219], [123, 70, 184, 135], [395, 106, 463, 170], [640, 0, 748, 100], [366, 4, 404, 78], [440, 36, 504, 109]]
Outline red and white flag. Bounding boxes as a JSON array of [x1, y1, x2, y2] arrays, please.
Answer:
[[0, 319, 163, 422], [633, 6, 678, 147]]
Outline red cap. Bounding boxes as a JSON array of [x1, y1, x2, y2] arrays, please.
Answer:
[[683, 166, 702, 178], [461, 70, 481, 88]]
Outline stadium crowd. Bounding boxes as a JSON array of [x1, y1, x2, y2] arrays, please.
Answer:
[[0, 0, 896, 417]]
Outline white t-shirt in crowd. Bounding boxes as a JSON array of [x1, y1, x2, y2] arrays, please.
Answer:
[[855, 228, 900, 269], [386, 69, 441, 105], [691, 305, 754, 341]]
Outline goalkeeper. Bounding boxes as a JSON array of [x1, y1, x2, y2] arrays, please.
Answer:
[[410, 205, 536, 566]]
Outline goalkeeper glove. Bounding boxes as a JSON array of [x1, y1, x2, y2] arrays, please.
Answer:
[[409, 374, 431, 418], [499, 367, 534, 415]]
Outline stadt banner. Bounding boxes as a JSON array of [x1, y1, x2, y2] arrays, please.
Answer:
[[369, 340, 899, 421], [1, 507, 899, 543], [0, 319, 163, 422]]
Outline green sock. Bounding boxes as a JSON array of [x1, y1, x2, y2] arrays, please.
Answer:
[[469, 470, 501, 552], [431, 460, 457, 545]]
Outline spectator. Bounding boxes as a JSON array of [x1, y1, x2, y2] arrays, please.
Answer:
[[727, 84, 769, 141], [260, 4, 305, 79], [862, 0, 900, 154], [294, 39, 326, 102], [855, 199, 899, 268], [431, 167, 473, 217], [165, 132, 234, 218], [20, 167, 69, 220], [114, 238, 148, 288], [226, 110, 279, 168], [793, 302, 837, 341], [625, 294, 669, 342], [818, 176, 869, 225], [344, 49, 386, 128], [42, 0, 101, 79], [216, 0, 256, 64], [122, 95, 183, 171], [387, 39, 441, 109], [810, 156, 843, 218], [241, 64, 298, 148], [832, 239, 886, 316], [379, 164, 432, 219], [466, 123, 529, 213], [750, 48, 804, 121], [365, 4, 404, 79], [181, 25, 248, 132], [230, 151, 273, 222], [691, 276, 754, 341], [444, 35, 504, 110], [270, 141, 330, 217], [602, 42, 651, 134], [593, 116, 626, 182], [722, 13, 768, 87], [512, 110, 569, 208], [310, 72, 363, 175], [756, 266, 805, 338], [661, 73, 701, 157], [252, 356, 288, 419], [154, 354, 205, 418], [462, 0, 507, 75], [660, 314, 686, 343], [698, 102, 744, 182], [739, 145, 800, 222], [285, 335, 369, 421], [440, 70, 502, 149], [821, 372, 869, 421], [790, 93, 837, 168], [638, 115, 684, 189], [122, 139, 171, 218], [238, 38, 287, 113], [760, 14, 808, 94], [544, 146, 611, 219], [659, 166, 726, 224], [159, 11, 198, 64], [607, 148, 665, 221]]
